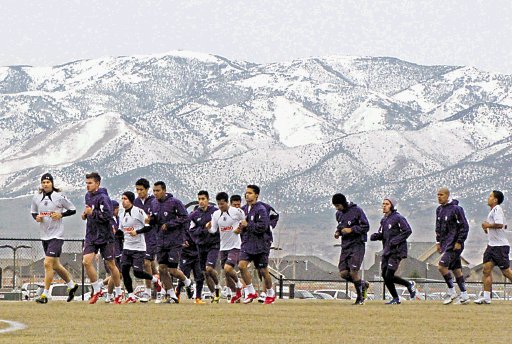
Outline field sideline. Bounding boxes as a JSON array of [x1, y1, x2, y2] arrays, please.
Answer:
[[0, 299, 511, 343]]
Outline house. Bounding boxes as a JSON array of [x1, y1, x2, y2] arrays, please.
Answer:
[[269, 255, 339, 280]]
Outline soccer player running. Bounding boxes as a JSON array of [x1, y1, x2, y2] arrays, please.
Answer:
[[104, 200, 122, 303], [332, 193, 370, 305], [435, 187, 470, 305], [475, 190, 512, 304], [133, 178, 158, 302], [149, 181, 192, 303], [31, 173, 79, 303], [189, 191, 221, 303], [370, 197, 416, 304], [176, 229, 205, 304], [81, 172, 122, 304], [208, 192, 245, 303], [118, 191, 162, 303], [239, 185, 276, 304]]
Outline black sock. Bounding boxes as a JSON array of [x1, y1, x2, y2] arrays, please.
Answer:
[[353, 280, 362, 299], [121, 265, 133, 294], [385, 269, 399, 299], [442, 273, 454, 289], [455, 275, 466, 292]]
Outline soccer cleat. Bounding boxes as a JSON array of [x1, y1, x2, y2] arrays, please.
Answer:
[[362, 281, 370, 300], [230, 289, 243, 304], [263, 296, 276, 304], [35, 294, 48, 304], [385, 298, 401, 305], [89, 290, 104, 304], [163, 294, 179, 304], [457, 294, 470, 305], [155, 292, 164, 304], [195, 298, 206, 304], [211, 288, 221, 304], [353, 298, 364, 305], [104, 294, 112, 303], [176, 293, 181, 304], [67, 283, 79, 302], [243, 293, 259, 304], [474, 297, 491, 305], [153, 276, 163, 293], [139, 293, 150, 303], [409, 281, 417, 300], [186, 284, 194, 299], [113, 294, 123, 304], [442, 293, 458, 305], [124, 296, 137, 304], [257, 292, 266, 303]]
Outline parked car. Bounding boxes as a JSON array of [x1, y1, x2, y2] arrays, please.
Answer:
[[312, 292, 334, 300], [313, 289, 357, 300], [294, 290, 315, 299], [36, 283, 92, 301], [21, 283, 41, 301]]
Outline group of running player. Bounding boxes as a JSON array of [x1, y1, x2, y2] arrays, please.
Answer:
[[31, 172, 510, 306]]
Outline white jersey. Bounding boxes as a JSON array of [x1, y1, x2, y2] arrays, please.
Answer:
[[487, 204, 509, 246], [31, 191, 76, 240], [119, 206, 148, 251], [209, 207, 245, 251]]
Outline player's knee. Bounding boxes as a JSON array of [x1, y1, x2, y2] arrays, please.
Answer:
[[483, 266, 492, 276], [158, 264, 167, 273], [224, 264, 233, 273], [44, 259, 53, 270]]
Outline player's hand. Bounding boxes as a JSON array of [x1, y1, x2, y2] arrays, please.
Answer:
[[240, 219, 248, 228], [234, 226, 241, 234], [205, 221, 212, 229], [84, 206, 92, 216], [341, 227, 352, 235], [161, 224, 168, 231], [35, 215, 43, 223], [50, 212, 63, 220], [334, 231, 340, 239], [481, 221, 489, 230], [129, 229, 137, 237], [436, 243, 442, 253], [183, 240, 190, 248], [454, 242, 462, 251], [144, 216, 150, 224]]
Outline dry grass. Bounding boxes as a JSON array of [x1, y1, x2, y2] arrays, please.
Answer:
[[0, 299, 511, 343]]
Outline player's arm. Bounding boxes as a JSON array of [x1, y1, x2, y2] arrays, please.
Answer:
[[389, 216, 412, 246], [90, 197, 113, 223], [247, 206, 269, 234], [30, 197, 42, 222], [208, 213, 219, 234], [166, 200, 188, 230]]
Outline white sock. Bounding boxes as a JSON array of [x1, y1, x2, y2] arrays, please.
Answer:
[[247, 284, 256, 294], [115, 287, 122, 297], [448, 287, 455, 295], [267, 288, 275, 297], [460, 291, 468, 297], [43, 289, 49, 297], [128, 293, 134, 299], [167, 288, 177, 298], [184, 278, 191, 287], [215, 285, 220, 290], [484, 291, 491, 300], [105, 293, 113, 301], [93, 281, 102, 293], [236, 281, 243, 289], [67, 280, 75, 288], [151, 276, 158, 283]]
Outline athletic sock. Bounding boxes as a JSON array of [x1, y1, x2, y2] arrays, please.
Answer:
[[267, 288, 275, 297], [115, 287, 122, 297], [442, 273, 454, 290], [455, 275, 466, 293], [247, 284, 256, 294], [184, 278, 192, 287], [93, 281, 102, 293], [67, 280, 75, 288], [236, 280, 243, 289], [167, 288, 177, 298], [151, 276, 158, 283], [43, 289, 49, 297], [484, 291, 491, 301]]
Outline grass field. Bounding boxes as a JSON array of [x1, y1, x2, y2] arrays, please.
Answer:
[[1, 299, 511, 343]]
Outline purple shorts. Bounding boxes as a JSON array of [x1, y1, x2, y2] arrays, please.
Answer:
[[220, 248, 240, 268], [83, 241, 115, 261], [144, 244, 157, 261], [121, 249, 146, 271], [199, 246, 220, 270], [42, 239, 64, 258], [157, 247, 182, 268], [338, 244, 365, 272], [439, 249, 462, 270], [381, 255, 402, 272], [483, 245, 510, 270], [239, 250, 268, 269]]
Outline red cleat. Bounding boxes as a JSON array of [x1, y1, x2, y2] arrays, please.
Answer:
[[230, 290, 243, 304], [153, 275, 163, 293], [263, 296, 276, 304], [113, 295, 123, 304], [243, 293, 258, 304], [124, 296, 137, 304], [88, 290, 104, 304]]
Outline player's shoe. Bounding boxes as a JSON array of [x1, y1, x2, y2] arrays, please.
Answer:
[[164, 295, 179, 304], [243, 293, 258, 304], [408, 281, 417, 300], [153, 276, 163, 293], [385, 297, 401, 305], [230, 289, 243, 304], [474, 297, 491, 305], [257, 292, 266, 303], [113, 294, 123, 304], [67, 283, 79, 302], [353, 297, 364, 305], [89, 290, 104, 304], [154, 292, 164, 304], [124, 296, 137, 304], [35, 294, 48, 304], [442, 293, 458, 305], [195, 298, 206, 304], [456, 294, 470, 305], [176, 293, 181, 303], [362, 281, 370, 300], [139, 293, 150, 303], [263, 296, 276, 304], [186, 284, 194, 299], [211, 288, 221, 303]]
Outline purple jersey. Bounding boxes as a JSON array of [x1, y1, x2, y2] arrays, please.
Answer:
[[188, 205, 218, 247], [435, 199, 469, 252], [371, 211, 412, 258], [84, 188, 114, 245], [335, 203, 369, 250], [149, 193, 188, 249], [240, 202, 270, 255]]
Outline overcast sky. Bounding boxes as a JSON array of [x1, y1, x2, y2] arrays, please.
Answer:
[[0, 0, 510, 73]]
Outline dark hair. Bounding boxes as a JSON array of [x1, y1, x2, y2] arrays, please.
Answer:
[[122, 191, 135, 204], [198, 190, 209, 199], [135, 178, 150, 189], [216, 192, 229, 202], [332, 193, 348, 207], [492, 190, 504, 205], [230, 194, 242, 203], [86, 172, 101, 183], [153, 181, 166, 190], [247, 184, 260, 195]]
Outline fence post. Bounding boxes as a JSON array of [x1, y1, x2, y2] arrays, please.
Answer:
[[382, 280, 386, 300], [279, 275, 283, 299], [345, 280, 348, 298], [289, 283, 295, 299]]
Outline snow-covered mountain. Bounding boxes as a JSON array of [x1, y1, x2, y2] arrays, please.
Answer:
[[1, 51, 511, 262]]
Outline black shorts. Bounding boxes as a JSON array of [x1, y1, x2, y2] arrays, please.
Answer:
[[483, 245, 510, 270], [42, 238, 64, 258], [198, 246, 220, 270], [220, 248, 240, 268], [83, 241, 115, 261], [180, 255, 203, 281], [381, 255, 402, 272], [121, 249, 146, 271], [157, 247, 182, 268], [144, 244, 157, 261], [338, 244, 365, 272], [239, 251, 268, 269], [439, 250, 462, 270]]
